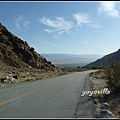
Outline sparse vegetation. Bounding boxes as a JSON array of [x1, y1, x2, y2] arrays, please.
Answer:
[[90, 64, 120, 118], [77, 66, 80, 69], [105, 61, 120, 93], [81, 65, 104, 70]]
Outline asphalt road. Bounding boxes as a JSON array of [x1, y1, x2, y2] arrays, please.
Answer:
[[0, 70, 97, 118]]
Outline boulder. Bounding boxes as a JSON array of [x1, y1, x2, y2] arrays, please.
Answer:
[[0, 77, 6, 83], [97, 110, 114, 118], [101, 103, 110, 110]]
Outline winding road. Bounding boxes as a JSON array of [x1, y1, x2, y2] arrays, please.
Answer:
[[0, 70, 97, 118]]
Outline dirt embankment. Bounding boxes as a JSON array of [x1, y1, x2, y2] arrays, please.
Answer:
[[0, 64, 66, 86]]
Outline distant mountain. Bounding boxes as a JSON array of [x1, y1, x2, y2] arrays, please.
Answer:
[[0, 23, 55, 70], [86, 49, 120, 67], [41, 53, 103, 65]]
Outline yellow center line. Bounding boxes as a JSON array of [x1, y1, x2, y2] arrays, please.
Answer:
[[0, 79, 65, 106]]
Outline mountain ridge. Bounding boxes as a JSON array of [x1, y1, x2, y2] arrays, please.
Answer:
[[86, 49, 120, 67], [41, 53, 103, 64]]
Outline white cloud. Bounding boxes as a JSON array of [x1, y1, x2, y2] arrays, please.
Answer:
[[98, 2, 119, 18], [38, 16, 73, 33], [44, 29, 53, 33], [73, 12, 91, 26], [13, 15, 30, 29], [14, 15, 24, 28], [73, 12, 102, 29], [89, 23, 103, 28], [52, 30, 64, 38], [57, 31, 64, 35], [45, 41, 58, 48], [39, 13, 102, 38], [24, 21, 30, 27], [34, 35, 46, 40], [34, 35, 57, 48]]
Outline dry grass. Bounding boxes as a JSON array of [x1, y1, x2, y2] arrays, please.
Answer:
[[90, 70, 108, 97]]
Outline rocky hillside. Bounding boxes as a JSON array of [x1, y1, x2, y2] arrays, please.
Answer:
[[86, 49, 120, 67], [0, 23, 62, 85], [0, 23, 55, 70]]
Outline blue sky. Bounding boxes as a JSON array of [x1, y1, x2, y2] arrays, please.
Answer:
[[0, 1, 120, 55]]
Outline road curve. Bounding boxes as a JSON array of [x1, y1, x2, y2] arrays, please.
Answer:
[[0, 70, 97, 118]]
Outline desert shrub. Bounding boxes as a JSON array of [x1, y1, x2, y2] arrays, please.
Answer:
[[105, 62, 120, 93], [77, 66, 80, 69]]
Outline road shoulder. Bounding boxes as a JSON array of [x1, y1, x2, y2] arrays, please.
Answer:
[[74, 74, 96, 118]]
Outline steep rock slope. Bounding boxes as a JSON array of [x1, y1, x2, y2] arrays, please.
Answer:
[[0, 23, 55, 70]]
